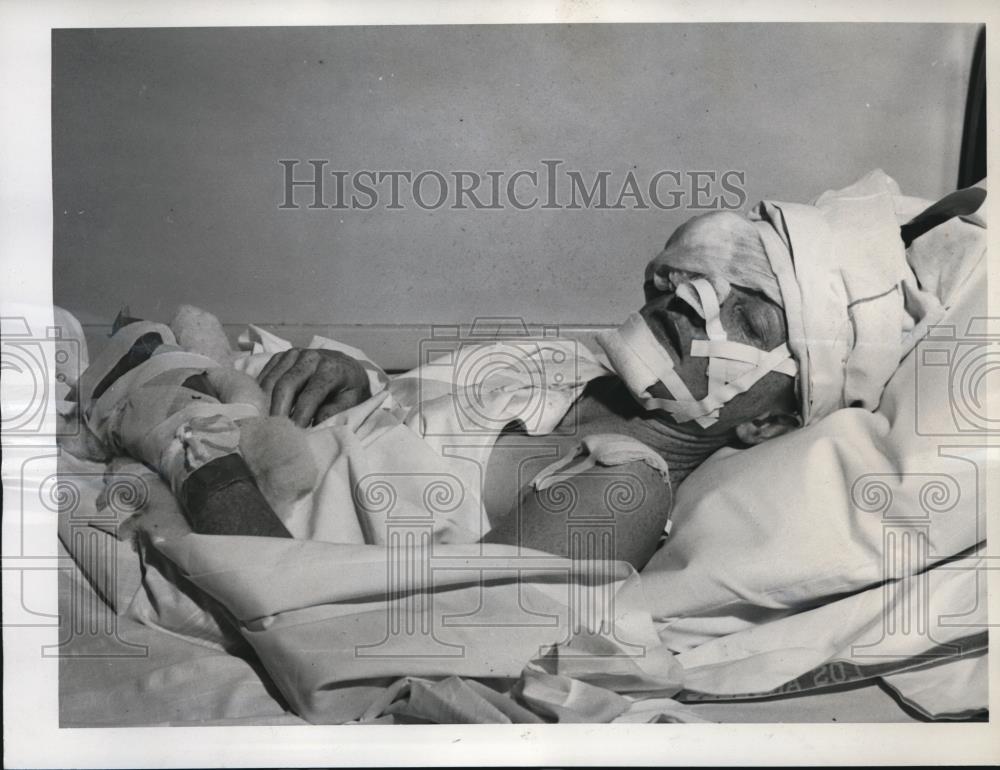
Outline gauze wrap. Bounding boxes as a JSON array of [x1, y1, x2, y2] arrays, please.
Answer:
[[749, 169, 948, 425], [648, 169, 959, 426], [648, 210, 783, 306]]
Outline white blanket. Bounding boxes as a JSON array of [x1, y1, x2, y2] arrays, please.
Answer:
[[53, 187, 989, 721]]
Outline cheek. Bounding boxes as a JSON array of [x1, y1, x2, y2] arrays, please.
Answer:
[[677, 355, 710, 399], [716, 370, 792, 424], [647, 355, 710, 400]]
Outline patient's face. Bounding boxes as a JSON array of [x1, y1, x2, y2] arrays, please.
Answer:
[[639, 281, 797, 434]]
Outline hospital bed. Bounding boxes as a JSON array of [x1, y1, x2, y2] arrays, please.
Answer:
[[53, 194, 988, 725], [53, 49, 990, 721]]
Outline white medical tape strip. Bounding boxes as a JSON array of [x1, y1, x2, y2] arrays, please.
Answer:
[[600, 296, 798, 428], [692, 339, 743, 363], [642, 341, 795, 424], [693, 340, 797, 376], [617, 314, 706, 412], [608, 314, 721, 428], [692, 339, 766, 365], [642, 375, 717, 425], [723, 359, 749, 386], [683, 279, 730, 404], [77, 320, 176, 407], [703, 344, 796, 403], [687, 278, 727, 341], [682, 279, 800, 392], [772, 358, 798, 376], [87, 350, 221, 434], [674, 282, 700, 312], [642, 393, 722, 426]]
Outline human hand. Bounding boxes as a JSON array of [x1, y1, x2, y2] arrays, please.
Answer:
[[257, 348, 372, 427]]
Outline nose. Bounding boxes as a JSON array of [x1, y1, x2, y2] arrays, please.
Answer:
[[667, 294, 704, 330], [644, 269, 669, 302], [644, 256, 675, 301]]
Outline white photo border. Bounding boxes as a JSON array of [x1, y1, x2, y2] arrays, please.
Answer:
[[2, 1, 997, 766]]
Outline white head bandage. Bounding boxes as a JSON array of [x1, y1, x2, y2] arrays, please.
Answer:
[[596, 277, 797, 428], [749, 169, 950, 426], [637, 171, 954, 427]]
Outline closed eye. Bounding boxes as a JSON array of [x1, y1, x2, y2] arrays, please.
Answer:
[[735, 304, 766, 346]]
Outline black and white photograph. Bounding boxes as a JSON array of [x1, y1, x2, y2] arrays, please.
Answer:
[[2, 1, 997, 766]]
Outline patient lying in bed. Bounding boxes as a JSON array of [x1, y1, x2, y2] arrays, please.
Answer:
[[54, 170, 986, 727], [69, 169, 970, 572]]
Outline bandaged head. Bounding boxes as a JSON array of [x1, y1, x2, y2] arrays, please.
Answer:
[[596, 273, 796, 429], [607, 169, 946, 429]]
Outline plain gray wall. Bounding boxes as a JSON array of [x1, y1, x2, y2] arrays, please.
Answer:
[[53, 24, 979, 364]]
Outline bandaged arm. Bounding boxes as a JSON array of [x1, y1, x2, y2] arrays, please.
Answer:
[[481, 435, 672, 571]]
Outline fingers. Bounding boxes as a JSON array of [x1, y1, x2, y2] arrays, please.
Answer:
[[269, 352, 321, 417], [313, 387, 367, 424], [289, 376, 341, 427], [256, 349, 285, 386], [258, 350, 299, 401], [256, 348, 374, 425], [290, 354, 369, 426]]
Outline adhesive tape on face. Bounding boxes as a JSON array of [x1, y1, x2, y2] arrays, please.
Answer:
[[598, 278, 797, 427], [597, 312, 717, 427]]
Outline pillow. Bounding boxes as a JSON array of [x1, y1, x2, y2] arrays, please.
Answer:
[[640, 227, 987, 652]]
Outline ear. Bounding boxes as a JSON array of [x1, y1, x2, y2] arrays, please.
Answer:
[[734, 410, 801, 446]]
